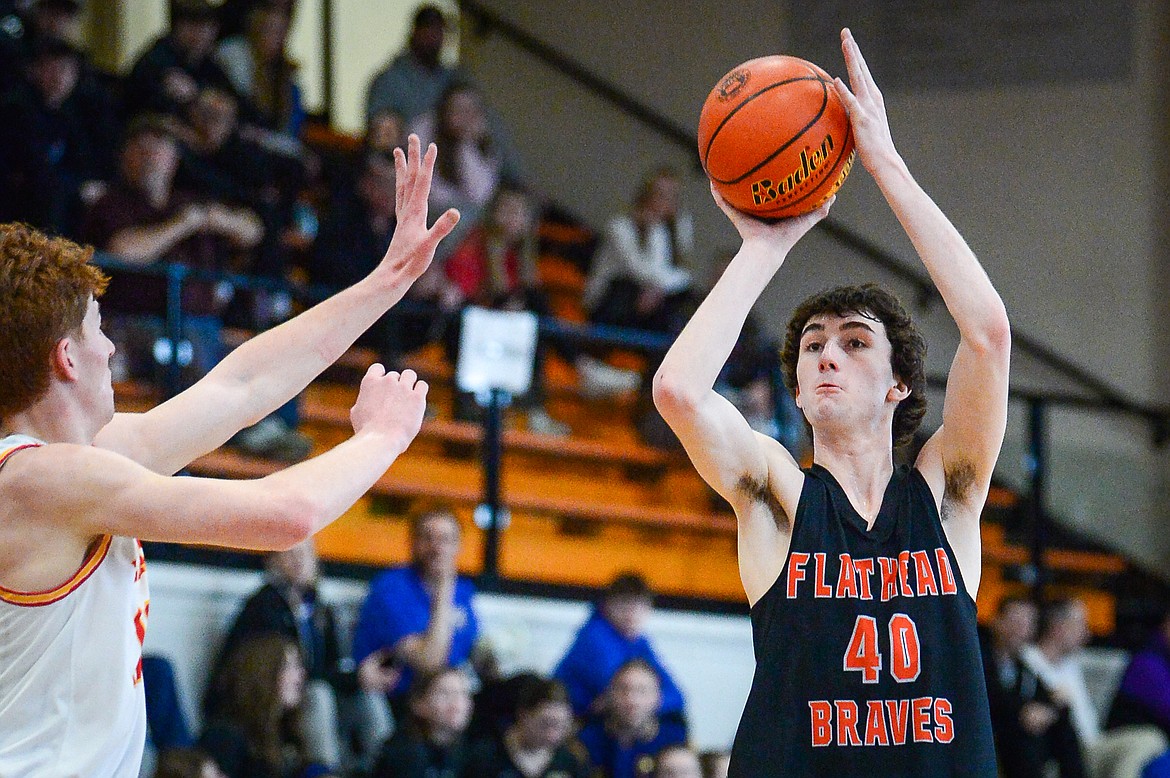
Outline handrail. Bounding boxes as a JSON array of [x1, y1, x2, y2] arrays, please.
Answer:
[[460, 0, 695, 156], [95, 253, 1156, 420], [457, 0, 1170, 443], [93, 252, 674, 354]]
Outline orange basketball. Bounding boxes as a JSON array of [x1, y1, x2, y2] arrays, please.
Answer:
[[698, 55, 855, 220]]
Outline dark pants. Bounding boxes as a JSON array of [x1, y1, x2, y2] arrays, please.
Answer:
[[370, 296, 452, 366], [589, 278, 695, 335], [142, 654, 193, 751], [997, 707, 1087, 778]]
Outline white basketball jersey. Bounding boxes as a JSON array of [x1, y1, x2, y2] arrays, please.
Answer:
[[0, 434, 150, 778]]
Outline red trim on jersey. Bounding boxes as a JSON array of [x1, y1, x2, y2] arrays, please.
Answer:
[[0, 535, 114, 607], [0, 442, 38, 469]]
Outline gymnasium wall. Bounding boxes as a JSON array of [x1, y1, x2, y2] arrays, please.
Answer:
[[459, 0, 1170, 573], [143, 562, 755, 751]]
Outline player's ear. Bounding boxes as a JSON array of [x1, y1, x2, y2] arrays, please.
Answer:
[[793, 385, 802, 409], [51, 337, 79, 381], [887, 380, 910, 403]]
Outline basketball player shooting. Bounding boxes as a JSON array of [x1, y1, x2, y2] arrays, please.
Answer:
[[653, 29, 1009, 776], [0, 136, 458, 775]]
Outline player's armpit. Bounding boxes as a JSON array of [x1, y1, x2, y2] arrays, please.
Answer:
[[917, 435, 986, 512], [735, 466, 791, 533], [914, 432, 986, 595], [942, 459, 979, 506], [653, 382, 775, 506], [732, 437, 805, 606]]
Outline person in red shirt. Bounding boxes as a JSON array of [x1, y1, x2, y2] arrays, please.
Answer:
[[442, 183, 568, 435]]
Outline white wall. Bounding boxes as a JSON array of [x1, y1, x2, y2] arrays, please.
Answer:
[[143, 562, 755, 751], [325, 0, 460, 133]]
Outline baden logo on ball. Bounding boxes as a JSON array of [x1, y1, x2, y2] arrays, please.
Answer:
[[699, 55, 855, 220]]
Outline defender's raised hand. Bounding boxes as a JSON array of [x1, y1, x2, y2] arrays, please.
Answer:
[[350, 365, 429, 452], [832, 28, 899, 173], [376, 134, 461, 290]]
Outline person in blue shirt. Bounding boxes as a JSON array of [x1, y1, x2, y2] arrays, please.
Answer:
[[555, 573, 686, 725], [578, 659, 687, 778], [352, 507, 482, 713]]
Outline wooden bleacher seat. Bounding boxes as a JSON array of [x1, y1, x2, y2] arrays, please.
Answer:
[[185, 447, 732, 536]]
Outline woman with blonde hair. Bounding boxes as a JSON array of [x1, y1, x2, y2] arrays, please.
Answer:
[[441, 182, 570, 435], [214, 1, 304, 138]]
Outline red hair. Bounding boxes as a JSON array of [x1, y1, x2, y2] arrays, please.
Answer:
[[0, 223, 108, 422]]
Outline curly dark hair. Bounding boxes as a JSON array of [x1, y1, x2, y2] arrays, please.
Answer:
[[779, 283, 926, 449]]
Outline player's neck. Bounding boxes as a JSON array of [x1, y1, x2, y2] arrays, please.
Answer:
[[5, 391, 95, 446], [811, 434, 895, 523]]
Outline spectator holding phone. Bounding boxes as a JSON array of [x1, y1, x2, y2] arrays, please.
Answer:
[[352, 507, 495, 717]]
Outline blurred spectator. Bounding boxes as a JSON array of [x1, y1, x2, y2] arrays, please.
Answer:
[[316, 105, 403, 212], [443, 182, 570, 435], [177, 86, 279, 212], [315, 106, 404, 236], [212, 2, 316, 222], [981, 596, 1086, 778], [582, 167, 694, 335], [81, 114, 260, 380], [216, 0, 295, 44], [200, 633, 338, 778], [697, 750, 729, 778], [467, 670, 545, 743], [554, 573, 685, 724], [652, 746, 702, 778], [352, 508, 492, 716], [81, 115, 309, 461], [23, 0, 83, 46], [308, 150, 397, 292], [366, 4, 464, 128], [577, 659, 686, 778], [409, 80, 524, 230], [213, 2, 303, 139], [0, 0, 26, 95], [124, 0, 237, 120], [365, 107, 407, 158], [465, 677, 590, 778], [207, 539, 396, 775], [371, 667, 476, 778], [1022, 599, 1169, 778], [443, 182, 540, 313], [153, 747, 229, 778], [1109, 608, 1170, 739], [576, 167, 696, 400], [310, 149, 452, 368], [177, 86, 306, 306], [0, 35, 119, 236], [0, 0, 89, 87]]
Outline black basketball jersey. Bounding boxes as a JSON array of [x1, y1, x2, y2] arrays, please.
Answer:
[[727, 464, 997, 778]]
